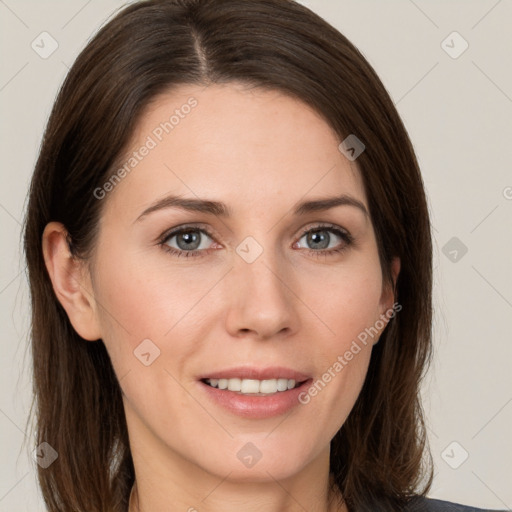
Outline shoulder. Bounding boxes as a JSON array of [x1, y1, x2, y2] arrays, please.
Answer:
[[406, 496, 507, 512]]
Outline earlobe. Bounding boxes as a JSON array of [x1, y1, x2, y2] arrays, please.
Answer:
[[42, 222, 102, 341]]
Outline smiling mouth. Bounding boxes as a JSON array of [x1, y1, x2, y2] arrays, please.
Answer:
[[202, 377, 306, 395]]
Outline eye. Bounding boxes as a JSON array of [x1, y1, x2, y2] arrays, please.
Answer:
[[294, 224, 353, 256], [158, 223, 353, 259], [159, 225, 217, 258]]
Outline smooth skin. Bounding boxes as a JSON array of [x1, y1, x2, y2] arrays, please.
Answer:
[[43, 82, 400, 512]]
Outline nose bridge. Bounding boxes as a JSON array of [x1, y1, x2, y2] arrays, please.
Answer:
[[225, 235, 298, 338]]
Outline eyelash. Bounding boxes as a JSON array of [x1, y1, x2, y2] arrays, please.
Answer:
[[158, 223, 354, 259]]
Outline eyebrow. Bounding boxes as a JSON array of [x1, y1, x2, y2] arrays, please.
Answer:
[[135, 193, 369, 222]]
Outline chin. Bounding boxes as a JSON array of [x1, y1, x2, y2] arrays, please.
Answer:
[[191, 434, 320, 483]]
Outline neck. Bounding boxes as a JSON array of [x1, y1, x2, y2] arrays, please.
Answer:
[[129, 479, 346, 512]]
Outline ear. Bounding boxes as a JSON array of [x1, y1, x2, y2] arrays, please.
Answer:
[[380, 256, 400, 312], [373, 256, 401, 344], [42, 222, 102, 341]]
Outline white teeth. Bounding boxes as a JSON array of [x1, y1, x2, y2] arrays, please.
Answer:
[[240, 379, 260, 393], [277, 378, 288, 391], [227, 378, 241, 391], [259, 379, 277, 393], [205, 377, 298, 394]]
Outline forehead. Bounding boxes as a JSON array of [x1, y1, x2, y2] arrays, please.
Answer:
[[103, 82, 366, 219]]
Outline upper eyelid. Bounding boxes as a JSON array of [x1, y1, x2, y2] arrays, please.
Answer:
[[299, 223, 349, 235], [158, 222, 214, 240]]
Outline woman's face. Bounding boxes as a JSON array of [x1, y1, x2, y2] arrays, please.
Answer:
[[84, 83, 398, 483]]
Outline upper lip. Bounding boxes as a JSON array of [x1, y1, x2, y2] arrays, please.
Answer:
[[199, 366, 311, 382]]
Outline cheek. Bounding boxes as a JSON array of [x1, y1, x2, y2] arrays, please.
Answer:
[[301, 257, 384, 344], [293, 259, 382, 422], [90, 249, 227, 414], [92, 249, 221, 343], [90, 257, 207, 429]]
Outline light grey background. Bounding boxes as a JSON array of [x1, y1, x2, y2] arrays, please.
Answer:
[[1, 0, 511, 510]]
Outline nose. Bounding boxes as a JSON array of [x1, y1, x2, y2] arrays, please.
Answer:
[[224, 248, 300, 340]]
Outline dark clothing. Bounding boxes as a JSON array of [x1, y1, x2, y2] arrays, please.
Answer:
[[409, 496, 509, 512]]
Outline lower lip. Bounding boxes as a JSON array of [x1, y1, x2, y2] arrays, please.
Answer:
[[198, 379, 312, 419]]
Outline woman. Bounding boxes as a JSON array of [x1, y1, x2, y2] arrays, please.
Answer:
[[23, 0, 504, 510]]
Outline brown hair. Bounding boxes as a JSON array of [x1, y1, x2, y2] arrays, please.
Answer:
[[23, 0, 434, 510]]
